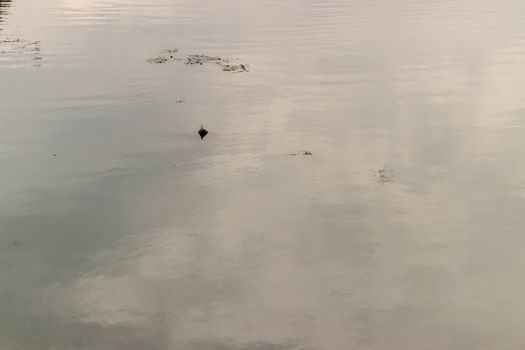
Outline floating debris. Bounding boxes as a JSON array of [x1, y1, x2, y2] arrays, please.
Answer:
[[198, 125, 208, 140], [185, 54, 223, 65], [147, 49, 250, 73], [175, 100, 186, 103], [52, 153, 57, 156], [12, 240, 20, 246], [376, 168, 394, 184], [146, 56, 168, 64], [222, 63, 249, 72], [289, 150, 313, 156], [0, 38, 42, 67], [182, 54, 249, 72]]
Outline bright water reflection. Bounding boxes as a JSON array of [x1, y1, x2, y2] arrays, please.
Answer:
[[3, 0, 525, 349]]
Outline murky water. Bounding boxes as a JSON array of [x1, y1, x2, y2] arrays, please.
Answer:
[[2, 0, 525, 349]]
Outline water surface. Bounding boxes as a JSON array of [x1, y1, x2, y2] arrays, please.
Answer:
[[2, 0, 525, 349]]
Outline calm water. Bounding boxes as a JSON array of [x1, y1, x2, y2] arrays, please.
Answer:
[[2, 0, 525, 349]]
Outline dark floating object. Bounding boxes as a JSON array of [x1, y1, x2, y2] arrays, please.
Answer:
[[12, 240, 20, 246], [198, 125, 208, 140], [52, 153, 57, 156]]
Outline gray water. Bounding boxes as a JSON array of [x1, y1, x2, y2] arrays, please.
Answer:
[[2, 0, 525, 349]]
